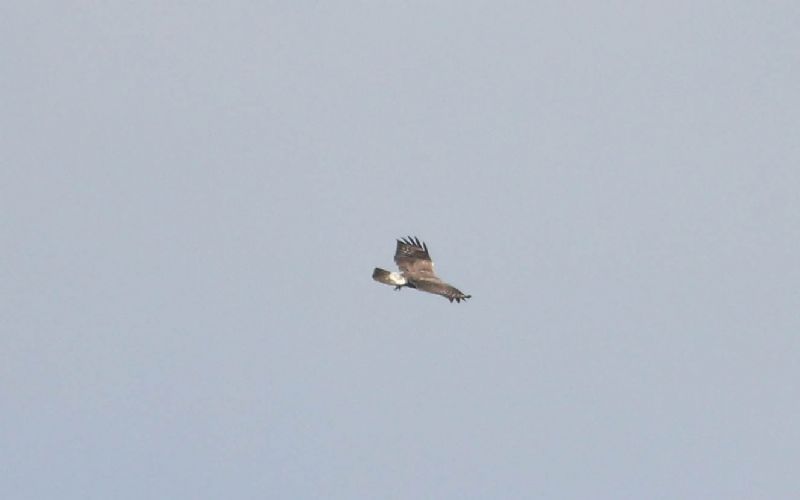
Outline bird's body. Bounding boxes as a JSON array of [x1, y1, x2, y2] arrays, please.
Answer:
[[373, 236, 471, 303]]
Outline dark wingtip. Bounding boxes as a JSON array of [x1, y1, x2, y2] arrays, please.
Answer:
[[398, 235, 427, 250]]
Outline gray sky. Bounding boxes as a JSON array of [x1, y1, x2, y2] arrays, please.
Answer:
[[3, 2, 799, 499]]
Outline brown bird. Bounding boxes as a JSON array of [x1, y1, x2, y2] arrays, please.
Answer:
[[373, 236, 472, 303]]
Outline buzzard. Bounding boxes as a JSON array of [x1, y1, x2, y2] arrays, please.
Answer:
[[373, 236, 472, 303]]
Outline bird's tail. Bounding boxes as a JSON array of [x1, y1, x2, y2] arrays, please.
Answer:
[[372, 268, 407, 286]]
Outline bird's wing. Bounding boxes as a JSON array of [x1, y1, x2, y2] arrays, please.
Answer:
[[394, 236, 436, 278], [413, 278, 472, 303]]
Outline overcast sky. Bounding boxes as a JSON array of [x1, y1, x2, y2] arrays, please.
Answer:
[[3, 2, 799, 499]]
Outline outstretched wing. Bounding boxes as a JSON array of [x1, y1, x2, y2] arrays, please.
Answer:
[[394, 236, 436, 279], [414, 278, 472, 303]]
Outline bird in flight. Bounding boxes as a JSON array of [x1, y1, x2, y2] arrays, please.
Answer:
[[373, 236, 472, 303]]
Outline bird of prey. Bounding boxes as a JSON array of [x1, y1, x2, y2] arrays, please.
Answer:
[[373, 236, 472, 303]]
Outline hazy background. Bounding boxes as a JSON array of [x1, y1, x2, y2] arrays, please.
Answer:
[[3, 2, 799, 498]]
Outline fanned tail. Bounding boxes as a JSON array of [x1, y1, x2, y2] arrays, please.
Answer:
[[372, 268, 407, 286]]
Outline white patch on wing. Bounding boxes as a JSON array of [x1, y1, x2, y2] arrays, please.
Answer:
[[388, 272, 407, 285]]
